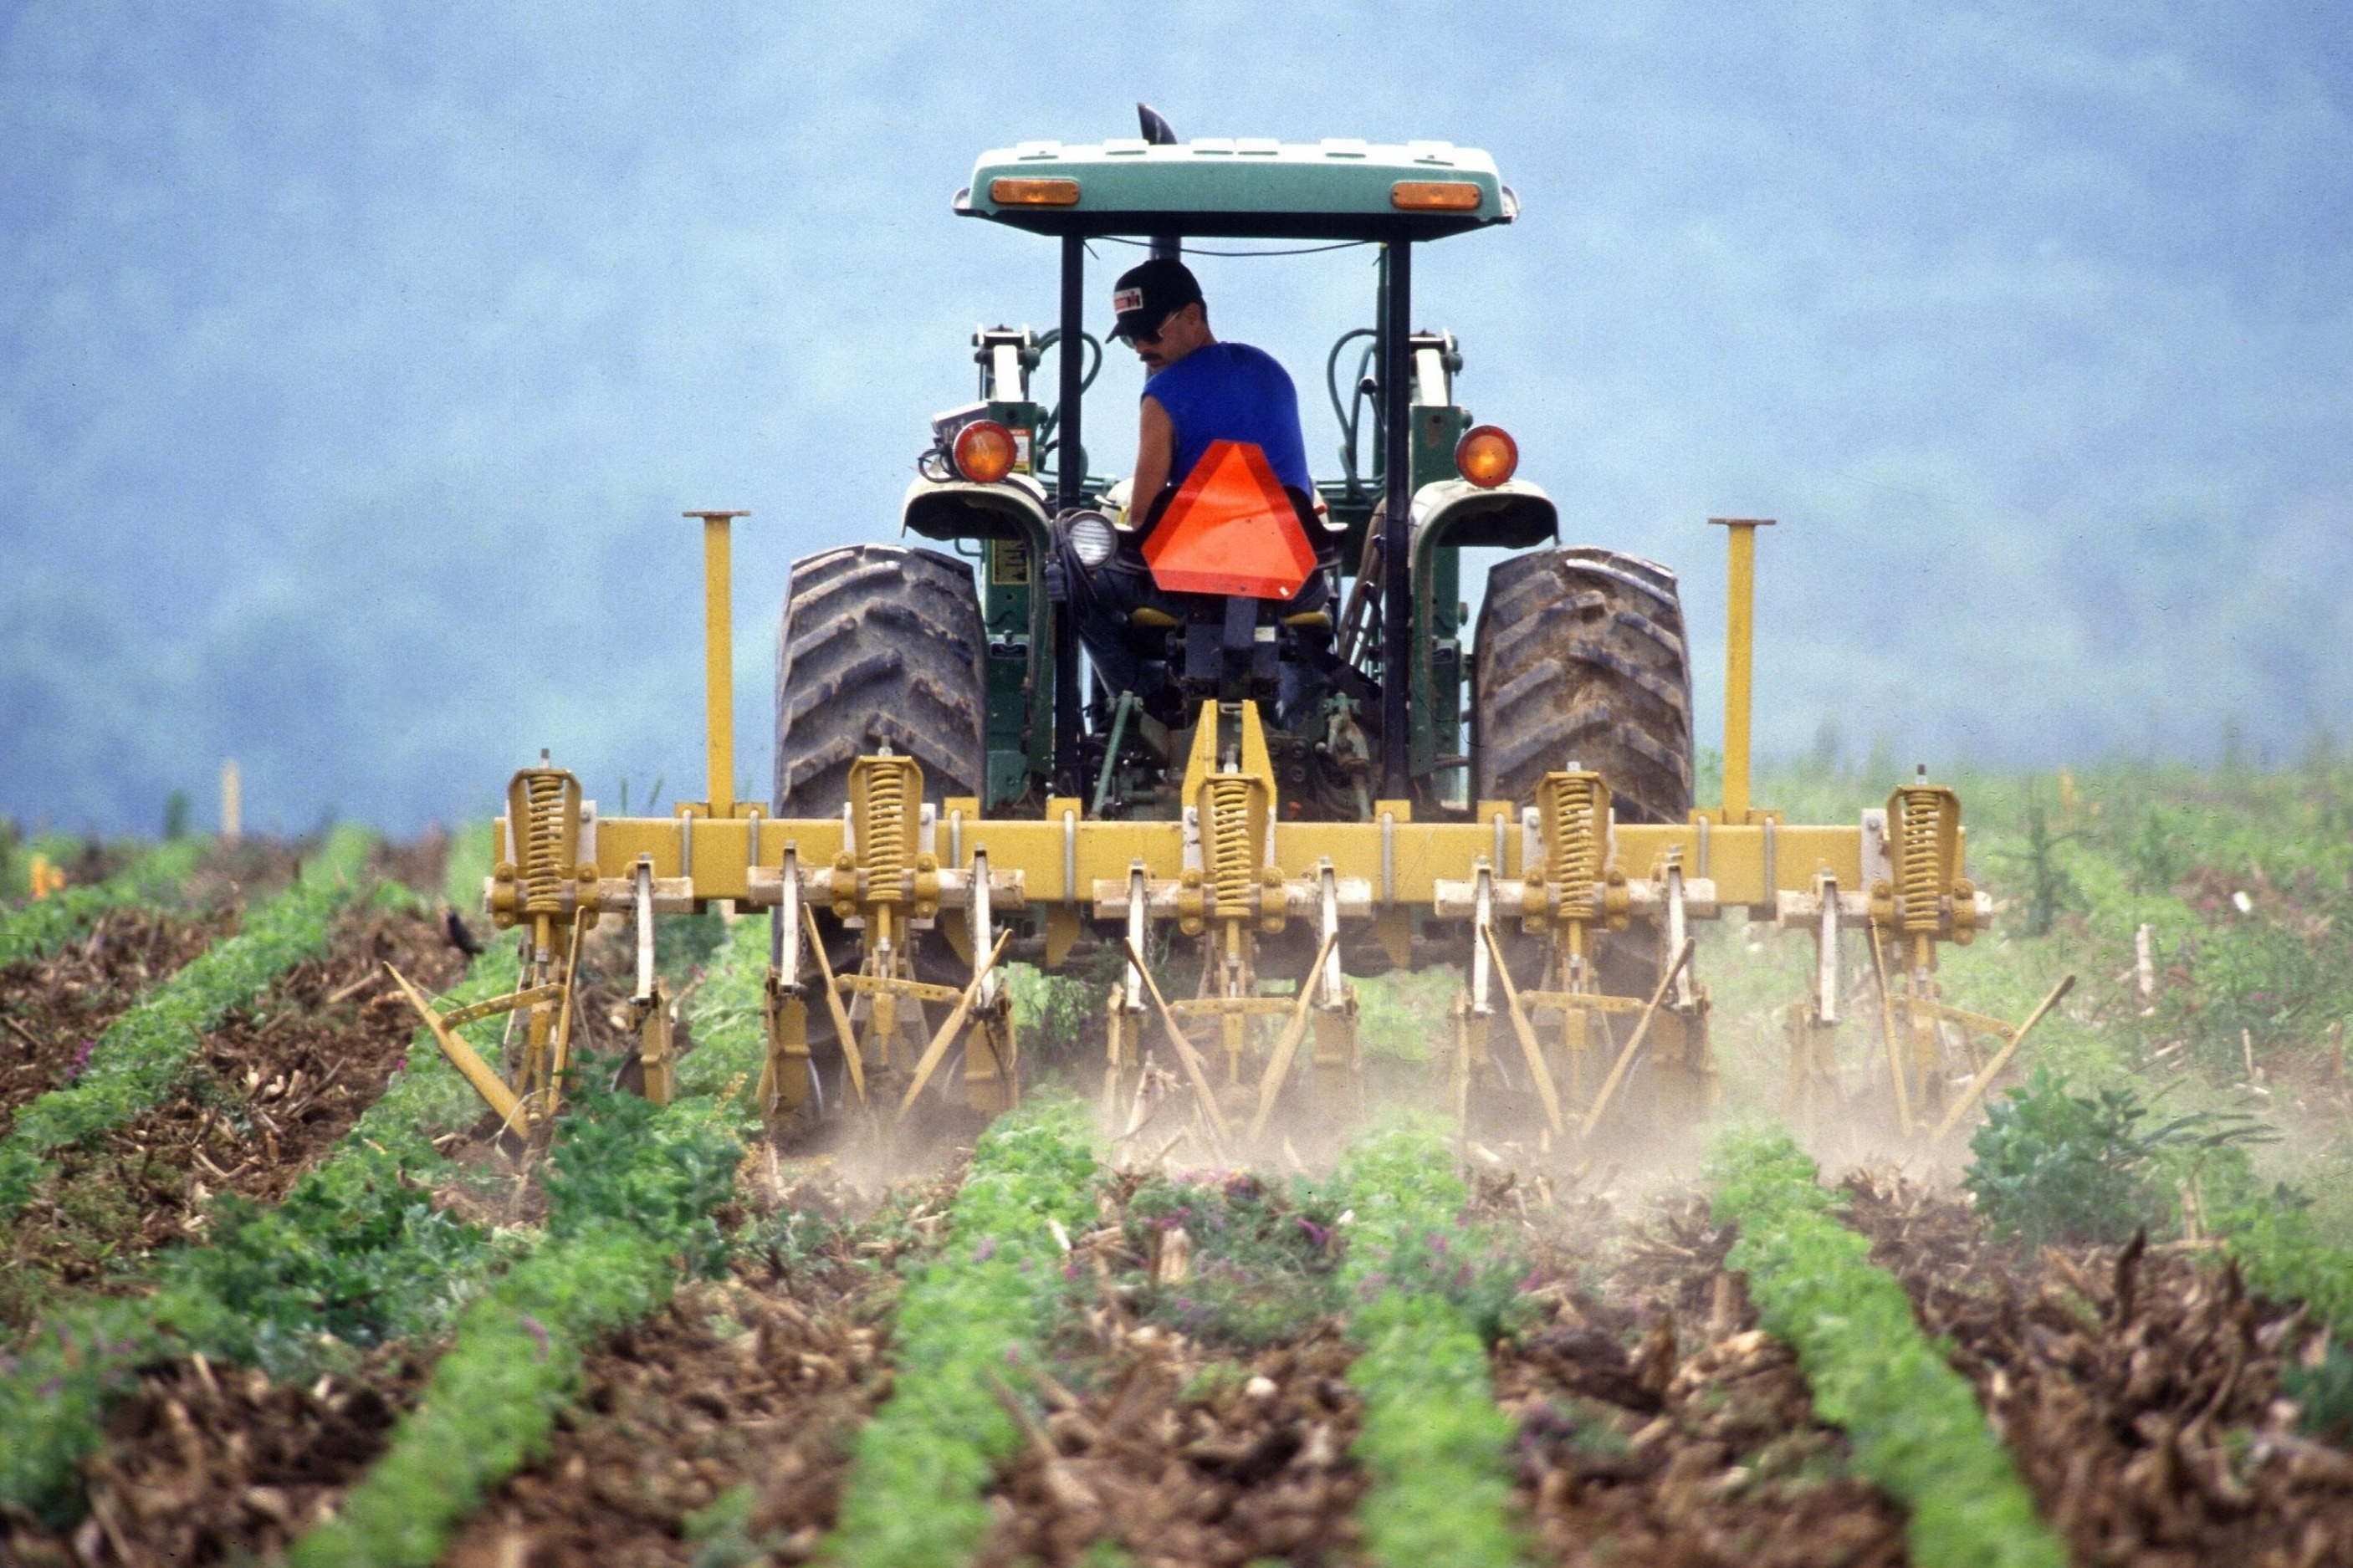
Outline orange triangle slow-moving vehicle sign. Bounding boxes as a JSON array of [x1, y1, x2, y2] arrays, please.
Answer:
[[1140, 440, 1318, 600]]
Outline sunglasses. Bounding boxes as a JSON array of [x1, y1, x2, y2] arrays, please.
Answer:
[[1120, 308, 1184, 347]]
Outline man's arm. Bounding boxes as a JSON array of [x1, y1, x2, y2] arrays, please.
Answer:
[[1128, 396, 1174, 524]]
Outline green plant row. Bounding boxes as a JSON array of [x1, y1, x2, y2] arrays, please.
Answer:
[[0, 836, 207, 968], [0, 916, 523, 1524], [1710, 1129, 2066, 1568], [0, 825, 375, 1219], [824, 1096, 1102, 1568], [290, 1088, 747, 1568], [1328, 1114, 1526, 1568], [288, 907, 764, 1566]]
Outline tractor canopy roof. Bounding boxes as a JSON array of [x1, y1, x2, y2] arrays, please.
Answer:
[[958, 137, 1515, 242]]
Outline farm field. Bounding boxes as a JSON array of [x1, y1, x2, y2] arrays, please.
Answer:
[[2, 756, 2350, 1567]]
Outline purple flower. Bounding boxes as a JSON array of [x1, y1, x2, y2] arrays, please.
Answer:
[[1427, 1232, 1450, 1255], [974, 1237, 997, 1263], [64, 1040, 95, 1084], [518, 1312, 550, 1359], [1297, 1218, 1330, 1248]]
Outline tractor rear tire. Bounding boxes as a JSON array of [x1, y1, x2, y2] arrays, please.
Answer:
[[1472, 547, 1693, 822], [772, 543, 988, 813], [771, 544, 990, 1135]]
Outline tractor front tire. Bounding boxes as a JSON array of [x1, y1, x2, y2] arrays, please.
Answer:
[[1472, 547, 1694, 822], [772, 543, 988, 813]]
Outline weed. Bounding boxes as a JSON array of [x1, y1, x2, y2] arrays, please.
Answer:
[[1120, 1172, 1345, 1347], [1965, 1068, 2274, 1249]]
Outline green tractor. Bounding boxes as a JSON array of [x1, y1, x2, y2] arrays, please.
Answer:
[[775, 111, 1692, 843], [754, 110, 1699, 1142]]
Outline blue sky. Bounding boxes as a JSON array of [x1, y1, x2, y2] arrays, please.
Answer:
[[4, 3, 2348, 833]]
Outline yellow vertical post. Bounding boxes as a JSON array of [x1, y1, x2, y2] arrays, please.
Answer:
[[221, 760, 242, 844], [1706, 518, 1774, 824], [686, 511, 749, 816]]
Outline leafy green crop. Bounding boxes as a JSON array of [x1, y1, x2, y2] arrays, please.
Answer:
[[0, 927, 522, 1525], [290, 1090, 746, 1568], [1711, 1129, 2065, 1568], [1330, 1114, 1526, 1568], [0, 825, 373, 1219], [823, 1096, 1101, 1568], [0, 837, 206, 968], [673, 911, 772, 1103], [288, 912, 765, 1568]]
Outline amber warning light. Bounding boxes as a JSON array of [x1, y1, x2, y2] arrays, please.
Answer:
[[954, 421, 1019, 483], [1390, 181, 1483, 212], [1455, 425, 1518, 488], [990, 176, 1081, 207]]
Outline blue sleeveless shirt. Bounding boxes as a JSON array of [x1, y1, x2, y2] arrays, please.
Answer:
[[1143, 342, 1312, 494]]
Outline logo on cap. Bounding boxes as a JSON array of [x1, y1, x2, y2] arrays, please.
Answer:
[[1112, 288, 1143, 314]]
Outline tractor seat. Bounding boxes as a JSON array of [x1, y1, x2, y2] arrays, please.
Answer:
[[1129, 606, 1180, 630], [1281, 610, 1332, 631]]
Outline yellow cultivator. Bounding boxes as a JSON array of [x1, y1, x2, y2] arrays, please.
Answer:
[[400, 513, 2061, 1155]]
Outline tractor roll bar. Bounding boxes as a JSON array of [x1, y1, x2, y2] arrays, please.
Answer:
[[1379, 239, 1413, 797], [1055, 233, 1086, 792]]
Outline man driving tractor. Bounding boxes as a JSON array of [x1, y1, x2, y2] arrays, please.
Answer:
[[1060, 256, 1331, 718]]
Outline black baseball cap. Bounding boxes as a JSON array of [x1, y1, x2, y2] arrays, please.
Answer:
[[1110, 258, 1204, 341]]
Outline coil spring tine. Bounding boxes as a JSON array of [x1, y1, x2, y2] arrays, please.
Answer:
[[1207, 775, 1253, 917], [864, 764, 908, 890], [521, 774, 567, 914], [1897, 788, 1945, 932]]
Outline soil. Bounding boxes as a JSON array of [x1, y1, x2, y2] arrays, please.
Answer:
[[0, 1350, 428, 1566], [442, 1279, 888, 1568], [3, 903, 471, 1323], [980, 1326, 1368, 1568], [431, 1171, 903, 1568], [1842, 1169, 2353, 1568], [0, 905, 242, 1131], [1498, 1190, 1910, 1567], [182, 838, 311, 911], [371, 830, 452, 902]]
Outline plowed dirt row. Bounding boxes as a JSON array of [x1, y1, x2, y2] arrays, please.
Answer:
[[1497, 1183, 1908, 1567], [3, 904, 470, 1325], [441, 1177, 932, 1568], [0, 906, 240, 1131], [1843, 1170, 2353, 1567], [2, 1351, 430, 1566]]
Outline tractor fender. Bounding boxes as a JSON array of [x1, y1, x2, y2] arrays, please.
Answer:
[[1404, 479, 1558, 779], [901, 473, 1053, 548], [1408, 477, 1558, 553]]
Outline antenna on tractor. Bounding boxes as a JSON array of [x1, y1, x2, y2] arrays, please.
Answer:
[[1138, 102, 1182, 261]]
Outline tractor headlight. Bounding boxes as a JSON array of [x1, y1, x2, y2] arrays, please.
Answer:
[[1063, 509, 1117, 569]]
